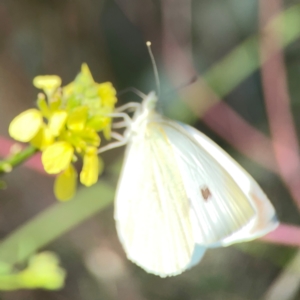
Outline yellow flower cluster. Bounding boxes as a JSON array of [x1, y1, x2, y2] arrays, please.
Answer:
[[9, 64, 117, 201]]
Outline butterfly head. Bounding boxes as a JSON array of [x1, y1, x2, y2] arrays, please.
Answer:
[[132, 91, 158, 119], [141, 91, 158, 112], [129, 92, 158, 135]]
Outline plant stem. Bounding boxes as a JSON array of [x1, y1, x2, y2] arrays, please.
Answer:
[[0, 181, 114, 265], [0, 145, 37, 175]]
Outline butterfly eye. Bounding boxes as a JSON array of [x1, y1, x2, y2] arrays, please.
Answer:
[[200, 186, 212, 201]]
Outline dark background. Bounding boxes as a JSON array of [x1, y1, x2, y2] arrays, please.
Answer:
[[0, 0, 300, 299]]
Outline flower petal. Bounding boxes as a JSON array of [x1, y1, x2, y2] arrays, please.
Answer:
[[37, 94, 51, 118], [42, 141, 74, 174], [33, 75, 61, 94], [67, 106, 88, 131], [9, 109, 43, 142], [54, 165, 77, 201], [30, 125, 54, 150], [73, 127, 100, 148], [48, 111, 67, 136], [103, 123, 112, 140], [80, 147, 99, 186], [86, 115, 110, 132], [98, 82, 117, 108], [81, 63, 94, 82]]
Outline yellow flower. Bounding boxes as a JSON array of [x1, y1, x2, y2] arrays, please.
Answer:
[[103, 123, 112, 140], [86, 115, 110, 131], [8, 63, 117, 201], [37, 94, 51, 118], [98, 82, 117, 108], [73, 127, 100, 148], [80, 147, 99, 186], [42, 142, 74, 174], [81, 63, 94, 82], [9, 109, 43, 142], [33, 75, 61, 96], [48, 111, 68, 136], [30, 125, 54, 150], [67, 106, 88, 131], [54, 165, 77, 201]]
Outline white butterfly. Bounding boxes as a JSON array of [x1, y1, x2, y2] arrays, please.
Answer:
[[101, 91, 278, 277]]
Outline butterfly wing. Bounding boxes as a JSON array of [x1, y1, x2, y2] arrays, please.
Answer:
[[154, 119, 266, 246], [115, 113, 277, 276], [178, 123, 278, 246], [115, 122, 204, 277]]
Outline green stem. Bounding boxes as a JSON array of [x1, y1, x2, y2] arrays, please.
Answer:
[[0, 145, 37, 175], [0, 181, 114, 265]]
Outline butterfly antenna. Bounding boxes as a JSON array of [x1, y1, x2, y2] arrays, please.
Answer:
[[146, 41, 161, 96]]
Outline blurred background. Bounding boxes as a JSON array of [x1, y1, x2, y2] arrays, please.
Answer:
[[0, 0, 300, 299]]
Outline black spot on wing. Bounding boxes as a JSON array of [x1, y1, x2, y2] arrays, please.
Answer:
[[200, 186, 212, 201]]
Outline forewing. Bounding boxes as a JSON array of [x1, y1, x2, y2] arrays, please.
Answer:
[[157, 120, 257, 245], [115, 124, 198, 277]]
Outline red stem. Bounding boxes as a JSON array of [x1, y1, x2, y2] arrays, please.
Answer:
[[259, 0, 300, 210], [261, 223, 300, 247]]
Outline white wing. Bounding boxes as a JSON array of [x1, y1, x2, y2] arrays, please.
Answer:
[[155, 119, 273, 246], [115, 114, 277, 276], [178, 123, 278, 246], [115, 122, 205, 277]]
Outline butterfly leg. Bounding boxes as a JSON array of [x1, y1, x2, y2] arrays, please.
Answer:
[[98, 131, 130, 153], [114, 102, 141, 113], [98, 112, 132, 153], [112, 102, 142, 128], [117, 87, 147, 99]]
